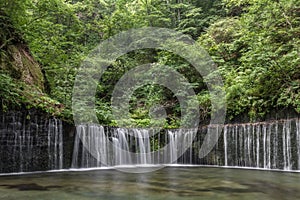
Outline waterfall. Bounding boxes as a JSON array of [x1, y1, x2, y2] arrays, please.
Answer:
[[168, 130, 178, 164], [0, 112, 63, 173], [282, 120, 292, 170], [3, 114, 300, 173], [72, 118, 300, 171], [115, 128, 132, 165], [133, 129, 151, 165], [273, 121, 278, 168], [222, 118, 300, 171], [48, 118, 64, 170], [71, 125, 197, 168]]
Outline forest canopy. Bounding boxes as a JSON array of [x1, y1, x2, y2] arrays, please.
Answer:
[[0, 0, 299, 127]]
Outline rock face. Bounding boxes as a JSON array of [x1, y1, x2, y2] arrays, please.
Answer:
[[0, 43, 45, 90], [0, 110, 61, 173], [5, 44, 44, 89], [0, 109, 75, 173]]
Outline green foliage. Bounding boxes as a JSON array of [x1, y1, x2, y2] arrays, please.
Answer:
[[1, 0, 298, 125], [0, 70, 65, 118], [199, 0, 300, 121], [22, 90, 64, 116], [0, 73, 21, 110]]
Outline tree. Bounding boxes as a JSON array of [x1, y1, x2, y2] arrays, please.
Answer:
[[198, 0, 300, 120]]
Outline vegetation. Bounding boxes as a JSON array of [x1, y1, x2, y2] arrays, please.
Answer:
[[0, 0, 299, 126]]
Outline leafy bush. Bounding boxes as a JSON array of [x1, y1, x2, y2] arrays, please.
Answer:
[[0, 73, 21, 110]]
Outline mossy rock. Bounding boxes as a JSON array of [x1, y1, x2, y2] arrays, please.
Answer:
[[5, 45, 44, 90]]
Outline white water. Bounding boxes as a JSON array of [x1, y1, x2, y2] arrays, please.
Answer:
[[48, 118, 63, 170], [72, 118, 300, 171], [71, 126, 198, 168], [53, 119, 63, 169], [224, 126, 228, 166], [168, 131, 178, 164], [297, 119, 300, 170]]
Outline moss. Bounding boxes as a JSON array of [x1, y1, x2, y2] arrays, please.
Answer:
[[20, 48, 44, 89]]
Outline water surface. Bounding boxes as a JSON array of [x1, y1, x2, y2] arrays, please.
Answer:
[[0, 167, 299, 200]]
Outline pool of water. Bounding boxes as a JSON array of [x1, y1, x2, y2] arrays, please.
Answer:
[[0, 166, 299, 200]]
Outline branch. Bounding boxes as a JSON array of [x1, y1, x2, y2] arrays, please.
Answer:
[[282, 12, 293, 30], [0, 37, 13, 50]]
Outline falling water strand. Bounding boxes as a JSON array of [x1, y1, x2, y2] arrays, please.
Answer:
[[251, 124, 255, 167], [247, 124, 251, 166], [243, 124, 247, 167], [71, 126, 81, 168], [168, 131, 177, 164], [58, 120, 63, 169], [239, 125, 243, 166], [256, 124, 260, 168], [263, 124, 267, 169], [224, 125, 228, 166], [286, 120, 292, 170], [273, 121, 278, 169], [54, 119, 58, 169], [296, 119, 300, 170], [235, 125, 238, 165], [267, 123, 271, 169]]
